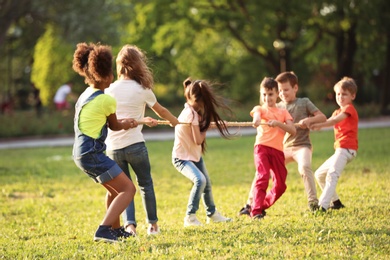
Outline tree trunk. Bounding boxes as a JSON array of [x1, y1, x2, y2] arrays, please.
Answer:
[[381, 31, 390, 114]]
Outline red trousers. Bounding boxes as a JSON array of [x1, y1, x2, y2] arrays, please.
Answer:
[[251, 145, 287, 216]]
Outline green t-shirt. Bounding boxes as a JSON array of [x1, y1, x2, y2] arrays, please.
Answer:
[[79, 90, 117, 139], [277, 97, 319, 148]]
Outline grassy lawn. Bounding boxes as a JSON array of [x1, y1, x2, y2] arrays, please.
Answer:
[[0, 128, 389, 259]]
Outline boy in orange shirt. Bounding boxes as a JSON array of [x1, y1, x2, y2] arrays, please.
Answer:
[[311, 77, 358, 211], [250, 77, 296, 219]]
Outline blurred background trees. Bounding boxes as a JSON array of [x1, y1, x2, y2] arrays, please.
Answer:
[[1, 0, 389, 115]]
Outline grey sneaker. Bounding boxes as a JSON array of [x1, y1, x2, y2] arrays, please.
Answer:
[[308, 202, 320, 212], [207, 211, 232, 224]]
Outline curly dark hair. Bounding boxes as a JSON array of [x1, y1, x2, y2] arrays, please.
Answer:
[[72, 42, 113, 85]]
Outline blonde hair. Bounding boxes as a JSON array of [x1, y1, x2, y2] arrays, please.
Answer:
[[334, 77, 358, 95], [116, 45, 154, 89]]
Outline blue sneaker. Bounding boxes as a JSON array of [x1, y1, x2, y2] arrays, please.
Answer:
[[113, 227, 136, 239], [94, 225, 118, 243]]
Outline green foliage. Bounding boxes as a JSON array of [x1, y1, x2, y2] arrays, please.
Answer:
[[0, 128, 389, 258], [30, 24, 74, 106]]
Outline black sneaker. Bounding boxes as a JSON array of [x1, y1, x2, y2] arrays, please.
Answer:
[[238, 204, 251, 216], [330, 200, 345, 210], [252, 210, 266, 220], [114, 227, 136, 239], [94, 225, 118, 243]]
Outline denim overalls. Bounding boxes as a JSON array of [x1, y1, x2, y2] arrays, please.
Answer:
[[73, 89, 122, 183]]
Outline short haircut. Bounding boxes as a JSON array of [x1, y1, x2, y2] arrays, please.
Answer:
[[334, 77, 358, 95], [260, 77, 278, 91], [275, 71, 298, 86]]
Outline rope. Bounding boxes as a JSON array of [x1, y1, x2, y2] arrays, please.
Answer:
[[137, 120, 301, 127]]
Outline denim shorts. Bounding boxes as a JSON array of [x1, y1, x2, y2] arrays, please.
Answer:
[[74, 152, 123, 184]]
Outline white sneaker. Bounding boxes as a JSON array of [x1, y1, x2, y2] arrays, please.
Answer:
[[184, 214, 203, 227], [147, 225, 160, 235], [207, 211, 232, 224]]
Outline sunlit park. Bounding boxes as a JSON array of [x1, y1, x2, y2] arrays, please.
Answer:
[[1, 0, 390, 259]]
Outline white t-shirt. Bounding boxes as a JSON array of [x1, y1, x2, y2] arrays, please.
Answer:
[[105, 79, 157, 150], [54, 84, 71, 103], [172, 103, 202, 162]]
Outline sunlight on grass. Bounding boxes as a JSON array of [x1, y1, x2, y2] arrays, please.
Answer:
[[0, 128, 389, 258]]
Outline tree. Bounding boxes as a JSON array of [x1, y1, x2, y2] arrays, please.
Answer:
[[30, 25, 74, 106]]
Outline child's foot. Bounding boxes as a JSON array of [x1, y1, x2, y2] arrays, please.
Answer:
[[113, 227, 136, 239], [329, 199, 345, 210], [94, 225, 118, 243], [147, 224, 160, 235], [125, 224, 137, 236], [252, 210, 266, 220], [207, 211, 232, 224], [238, 204, 251, 216], [184, 214, 202, 227], [308, 201, 320, 212]]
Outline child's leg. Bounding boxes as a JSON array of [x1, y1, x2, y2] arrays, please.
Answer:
[[172, 158, 207, 215], [252, 145, 271, 216], [101, 172, 136, 226], [318, 148, 355, 209], [262, 149, 287, 209], [293, 146, 318, 204], [107, 149, 137, 229], [314, 155, 334, 191], [193, 158, 216, 216]]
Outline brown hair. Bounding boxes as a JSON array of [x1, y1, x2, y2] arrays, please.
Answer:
[[72, 43, 113, 85], [183, 77, 233, 153], [334, 77, 358, 95], [260, 77, 278, 91], [116, 45, 154, 89], [275, 71, 298, 87]]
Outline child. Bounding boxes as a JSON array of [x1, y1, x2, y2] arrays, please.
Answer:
[[172, 78, 232, 227], [105, 45, 179, 236], [311, 77, 358, 211], [72, 42, 137, 243], [249, 77, 296, 219], [238, 72, 327, 214]]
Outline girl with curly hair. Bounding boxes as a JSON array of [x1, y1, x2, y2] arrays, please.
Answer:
[[72, 42, 138, 243]]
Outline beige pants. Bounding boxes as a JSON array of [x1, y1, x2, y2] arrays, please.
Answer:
[[315, 148, 356, 209]]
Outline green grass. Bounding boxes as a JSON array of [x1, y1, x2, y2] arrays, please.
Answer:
[[0, 128, 389, 259]]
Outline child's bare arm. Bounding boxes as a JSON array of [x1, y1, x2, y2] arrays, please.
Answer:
[[298, 110, 327, 128], [151, 101, 179, 127], [269, 119, 296, 136], [252, 111, 262, 128], [311, 112, 348, 130], [191, 124, 206, 145], [107, 113, 138, 130]]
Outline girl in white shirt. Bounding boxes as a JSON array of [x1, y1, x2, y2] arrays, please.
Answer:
[[105, 45, 179, 235]]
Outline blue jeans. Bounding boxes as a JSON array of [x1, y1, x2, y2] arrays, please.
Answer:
[[107, 142, 157, 226], [172, 157, 216, 216]]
